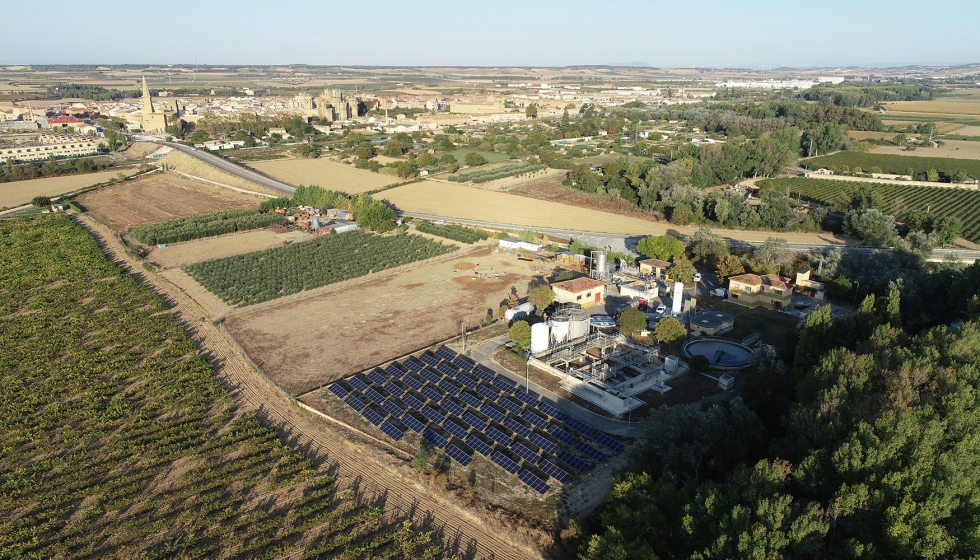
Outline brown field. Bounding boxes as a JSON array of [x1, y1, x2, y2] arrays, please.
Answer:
[[848, 131, 903, 141], [247, 157, 403, 193], [147, 229, 314, 269], [950, 125, 980, 136], [157, 150, 282, 196], [870, 139, 980, 160], [883, 99, 980, 119], [76, 172, 265, 233], [225, 246, 544, 395], [0, 169, 139, 208]]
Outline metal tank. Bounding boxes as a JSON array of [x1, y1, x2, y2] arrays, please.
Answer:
[[595, 251, 607, 277], [664, 355, 679, 374], [567, 308, 591, 340], [505, 301, 535, 321], [530, 322, 550, 354], [549, 315, 570, 344], [671, 282, 684, 316]]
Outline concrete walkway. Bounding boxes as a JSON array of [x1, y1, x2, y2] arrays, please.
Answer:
[[470, 336, 644, 438]]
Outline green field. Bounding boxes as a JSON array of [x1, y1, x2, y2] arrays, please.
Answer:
[[186, 230, 456, 306], [804, 152, 980, 180], [0, 216, 438, 558], [446, 149, 510, 164], [760, 177, 980, 241], [131, 209, 283, 245]]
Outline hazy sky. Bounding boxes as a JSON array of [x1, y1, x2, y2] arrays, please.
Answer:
[[3, 0, 978, 68]]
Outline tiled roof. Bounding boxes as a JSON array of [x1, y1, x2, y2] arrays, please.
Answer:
[[551, 277, 606, 293], [639, 258, 672, 269], [729, 273, 792, 290]]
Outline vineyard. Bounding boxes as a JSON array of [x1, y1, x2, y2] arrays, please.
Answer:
[[760, 177, 980, 241], [186, 230, 457, 306], [804, 151, 980, 180], [448, 162, 546, 184], [415, 220, 489, 244], [130, 209, 283, 245], [0, 216, 440, 559]]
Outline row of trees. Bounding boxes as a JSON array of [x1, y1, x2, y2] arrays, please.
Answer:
[[130, 209, 283, 245], [0, 154, 112, 183], [414, 221, 488, 244]]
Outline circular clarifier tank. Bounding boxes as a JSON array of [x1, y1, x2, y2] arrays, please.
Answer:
[[683, 339, 753, 368]]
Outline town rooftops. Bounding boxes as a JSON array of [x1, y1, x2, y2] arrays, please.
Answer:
[[639, 258, 672, 269], [729, 273, 793, 290], [551, 277, 606, 293]]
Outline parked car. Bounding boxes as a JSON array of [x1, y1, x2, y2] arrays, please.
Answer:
[[655, 304, 667, 314], [693, 272, 702, 282], [710, 288, 726, 297]]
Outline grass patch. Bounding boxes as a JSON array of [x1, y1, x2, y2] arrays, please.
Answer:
[[804, 151, 980, 179], [445, 149, 509, 164]]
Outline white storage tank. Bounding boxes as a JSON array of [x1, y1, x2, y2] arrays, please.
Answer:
[[671, 282, 684, 316], [550, 316, 570, 344], [595, 251, 607, 276], [505, 302, 534, 321], [568, 308, 591, 340], [664, 355, 679, 374], [530, 322, 550, 354]]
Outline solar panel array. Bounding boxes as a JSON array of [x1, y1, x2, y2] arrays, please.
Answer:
[[328, 346, 626, 494]]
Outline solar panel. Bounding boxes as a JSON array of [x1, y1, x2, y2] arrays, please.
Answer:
[[513, 390, 539, 405], [442, 419, 469, 440], [466, 434, 494, 457], [576, 441, 608, 463], [458, 391, 482, 409], [521, 409, 549, 429], [530, 433, 561, 455], [361, 407, 385, 426], [402, 393, 424, 411], [382, 399, 406, 419], [491, 451, 520, 474], [328, 383, 349, 399], [518, 470, 551, 495], [364, 388, 385, 404], [436, 362, 460, 378], [452, 355, 475, 370], [547, 424, 578, 446], [497, 396, 523, 415], [485, 426, 513, 447], [445, 444, 473, 467], [477, 385, 500, 401], [456, 374, 477, 389], [422, 405, 446, 424], [403, 413, 426, 433], [420, 368, 443, 385], [382, 381, 404, 398], [385, 363, 406, 379], [435, 346, 458, 361], [536, 402, 566, 420], [565, 417, 597, 437], [462, 411, 488, 432], [493, 377, 517, 394], [440, 397, 465, 417], [593, 432, 626, 454], [539, 460, 571, 483], [557, 450, 591, 472], [421, 386, 445, 403], [422, 428, 447, 449], [473, 365, 496, 382], [403, 375, 425, 391], [504, 417, 532, 439], [367, 369, 388, 385], [344, 395, 366, 412], [419, 353, 440, 367], [402, 358, 424, 372], [439, 379, 461, 396], [348, 376, 369, 392], [480, 403, 507, 424], [511, 442, 541, 465], [380, 421, 404, 442]]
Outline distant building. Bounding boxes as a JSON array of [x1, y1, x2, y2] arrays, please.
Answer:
[[727, 273, 794, 309], [794, 268, 825, 300], [0, 134, 100, 162], [551, 277, 606, 308], [689, 311, 735, 336], [498, 238, 542, 252], [140, 76, 168, 133], [638, 258, 672, 279]]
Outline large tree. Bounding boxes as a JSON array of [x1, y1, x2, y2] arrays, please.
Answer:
[[508, 320, 531, 348], [618, 308, 647, 335], [655, 317, 686, 349], [690, 227, 729, 265], [528, 285, 556, 310], [637, 235, 686, 261]]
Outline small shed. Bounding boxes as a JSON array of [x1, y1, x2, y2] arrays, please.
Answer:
[[499, 237, 542, 252], [551, 277, 606, 308]]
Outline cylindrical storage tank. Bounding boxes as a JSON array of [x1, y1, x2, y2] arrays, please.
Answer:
[[505, 301, 535, 321], [664, 355, 679, 374], [568, 308, 591, 339], [310, 215, 320, 230], [550, 316, 570, 344], [671, 282, 684, 315], [530, 322, 550, 354], [595, 251, 607, 276]]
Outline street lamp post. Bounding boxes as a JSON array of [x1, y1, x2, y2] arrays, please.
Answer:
[[853, 280, 861, 309]]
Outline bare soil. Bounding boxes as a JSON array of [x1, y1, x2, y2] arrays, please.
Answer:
[[76, 172, 265, 233], [870, 139, 980, 160], [226, 246, 548, 396], [0, 169, 139, 209], [147, 229, 312, 270], [247, 157, 403, 194]]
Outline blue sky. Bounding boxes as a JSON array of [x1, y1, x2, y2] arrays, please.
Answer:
[[3, 0, 978, 68]]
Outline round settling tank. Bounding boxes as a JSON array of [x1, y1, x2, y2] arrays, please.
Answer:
[[550, 316, 570, 344], [530, 322, 550, 354], [684, 339, 753, 368], [590, 315, 617, 329]]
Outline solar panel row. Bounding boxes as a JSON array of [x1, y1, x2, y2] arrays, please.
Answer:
[[481, 403, 507, 424], [328, 383, 349, 398], [402, 393, 424, 411], [380, 421, 405, 442], [530, 433, 561, 455], [382, 381, 404, 398], [403, 414, 426, 433], [421, 386, 444, 403], [473, 365, 495, 382], [565, 417, 597, 437], [504, 417, 532, 439], [491, 451, 520, 474], [498, 396, 523, 415], [477, 385, 500, 401], [513, 390, 539, 405], [348, 377, 368, 392], [445, 444, 473, 467], [557, 450, 590, 473], [452, 355, 474, 370], [421, 368, 442, 385], [344, 395, 366, 412], [364, 388, 384, 404], [593, 432, 626, 453], [548, 424, 578, 446], [403, 358, 424, 372], [385, 363, 406, 378], [382, 399, 405, 419], [536, 401, 565, 420], [422, 428, 447, 449], [462, 411, 488, 432], [419, 353, 440, 367], [361, 408, 385, 427], [521, 409, 549, 429], [367, 369, 387, 385], [466, 434, 494, 457], [456, 374, 477, 389], [518, 470, 551, 495], [538, 460, 571, 483], [576, 441, 608, 463], [439, 379, 461, 396], [435, 346, 458, 361], [493, 377, 516, 393], [403, 375, 424, 391], [486, 426, 513, 447], [443, 419, 469, 440], [458, 391, 482, 409], [436, 362, 458, 378], [421, 406, 445, 424], [511, 442, 541, 465], [440, 398, 465, 417]]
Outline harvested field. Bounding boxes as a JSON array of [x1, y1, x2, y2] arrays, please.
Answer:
[[951, 125, 980, 136], [883, 99, 980, 119], [848, 131, 903, 141], [157, 150, 282, 196], [119, 141, 161, 159], [147, 229, 312, 269], [0, 169, 139, 208], [869, 140, 980, 161], [76, 172, 265, 233], [225, 246, 543, 395], [247, 158, 402, 193]]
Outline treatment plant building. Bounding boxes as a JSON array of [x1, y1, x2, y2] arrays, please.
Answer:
[[551, 277, 606, 308]]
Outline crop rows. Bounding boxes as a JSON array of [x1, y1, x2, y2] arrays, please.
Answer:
[[186, 230, 456, 306], [0, 216, 439, 558], [761, 177, 980, 241], [415, 220, 489, 244], [805, 152, 980, 180], [448, 162, 545, 183], [130, 209, 283, 245]]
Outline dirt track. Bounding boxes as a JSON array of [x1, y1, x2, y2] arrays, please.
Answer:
[[75, 214, 543, 560]]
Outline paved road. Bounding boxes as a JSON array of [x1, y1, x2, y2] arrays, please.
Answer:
[[470, 336, 644, 438], [140, 137, 297, 195]]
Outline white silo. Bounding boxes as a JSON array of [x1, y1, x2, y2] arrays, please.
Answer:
[[595, 251, 607, 277], [530, 322, 550, 354], [671, 282, 684, 316], [568, 308, 591, 340], [550, 315, 570, 344], [664, 355, 679, 374]]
